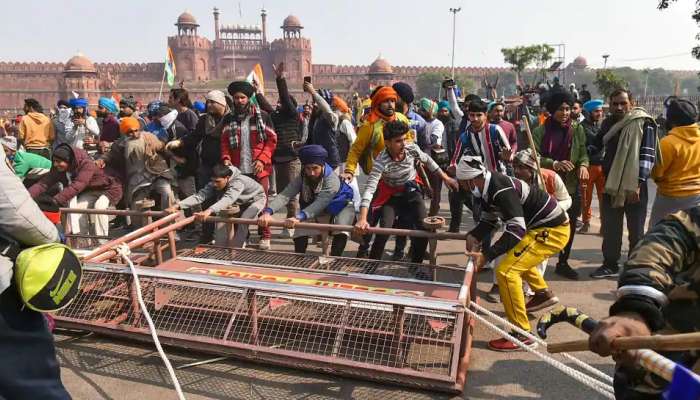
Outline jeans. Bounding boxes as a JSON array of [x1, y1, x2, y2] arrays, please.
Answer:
[[273, 159, 301, 218], [601, 181, 648, 268], [370, 191, 429, 263]]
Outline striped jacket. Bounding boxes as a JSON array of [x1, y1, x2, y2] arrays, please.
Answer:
[[469, 171, 568, 262]]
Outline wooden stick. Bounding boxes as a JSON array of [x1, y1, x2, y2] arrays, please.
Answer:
[[521, 114, 546, 191], [547, 331, 700, 354]]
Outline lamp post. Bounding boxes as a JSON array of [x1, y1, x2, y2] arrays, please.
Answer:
[[602, 54, 610, 69], [449, 7, 461, 79]]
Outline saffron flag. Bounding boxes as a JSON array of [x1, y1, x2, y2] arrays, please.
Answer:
[[165, 47, 177, 87], [664, 365, 700, 400], [246, 64, 265, 95]]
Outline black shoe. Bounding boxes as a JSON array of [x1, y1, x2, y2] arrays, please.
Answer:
[[356, 248, 369, 259], [555, 262, 579, 280], [578, 222, 590, 234], [198, 235, 214, 245], [484, 284, 500, 303], [391, 250, 405, 261], [590, 265, 620, 279], [110, 216, 127, 229]]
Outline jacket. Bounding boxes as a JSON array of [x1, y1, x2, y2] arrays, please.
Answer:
[[179, 166, 265, 213], [539, 168, 572, 211], [220, 108, 277, 179], [345, 112, 412, 176], [269, 77, 303, 162], [29, 144, 122, 206], [532, 121, 589, 194], [184, 112, 226, 167], [266, 163, 353, 220], [19, 112, 55, 149], [308, 111, 340, 169], [0, 144, 58, 294], [99, 114, 120, 143], [166, 119, 198, 178], [12, 151, 52, 179], [450, 123, 510, 174], [581, 118, 604, 165], [124, 132, 172, 198], [652, 124, 700, 197]]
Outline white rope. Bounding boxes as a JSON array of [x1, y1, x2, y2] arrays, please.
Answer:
[[470, 301, 614, 384], [115, 244, 186, 400], [464, 305, 616, 399]]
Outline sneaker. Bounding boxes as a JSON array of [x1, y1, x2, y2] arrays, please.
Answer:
[[575, 219, 583, 230], [391, 250, 405, 261], [258, 239, 271, 250], [281, 227, 294, 238], [578, 222, 590, 234], [488, 332, 536, 352], [590, 264, 620, 279], [555, 262, 579, 280], [484, 284, 500, 303], [525, 289, 559, 312]]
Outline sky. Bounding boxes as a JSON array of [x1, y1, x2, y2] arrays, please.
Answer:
[[2, 0, 699, 70]]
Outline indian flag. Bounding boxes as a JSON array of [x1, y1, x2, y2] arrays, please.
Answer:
[[246, 64, 265, 94], [165, 47, 176, 87]]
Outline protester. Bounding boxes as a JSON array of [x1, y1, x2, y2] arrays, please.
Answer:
[[579, 84, 592, 104], [64, 98, 99, 149], [155, 106, 198, 209], [167, 163, 266, 247], [303, 83, 341, 170], [168, 88, 198, 133], [589, 206, 700, 398], [488, 101, 518, 152], [119, 96, 146, 129], [52, 100, 73, 149], [1, 136, 51, 185], [333, 95, 357, 167], [28, 143, 122, 239], [221, 80, 277, 250], [355, 120, 458, 265], [96, 97, 120, 143], [459, 155, 569, 351], [649, 97, 700, 226], [259, 145, 355, 256], [416, 98, 448, 215], [19, 98, 54, 159], [571, 100, 585, 123], [579, 99, 606, 234], [591, 89, 659, 279]]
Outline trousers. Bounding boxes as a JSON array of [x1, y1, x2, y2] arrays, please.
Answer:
[[601, 181, 648, 268], [581, 164, 605, 224]]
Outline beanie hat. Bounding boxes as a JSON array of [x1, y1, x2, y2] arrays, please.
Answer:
[[392, 82, 415, 104], [514, 148, 538, 170], [52, 146, 73, 163], [205, 90, 227, 107], [665, 96, 698, 127]]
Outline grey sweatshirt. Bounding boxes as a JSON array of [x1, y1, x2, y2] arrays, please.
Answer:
[[180, 166, 265, 213], [267, 165, 340, 220]]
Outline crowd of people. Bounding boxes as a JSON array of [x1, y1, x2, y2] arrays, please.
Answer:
[[2, 61, 700, 398]]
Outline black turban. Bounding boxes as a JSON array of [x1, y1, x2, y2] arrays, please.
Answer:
[[227, 81, 255, 98]]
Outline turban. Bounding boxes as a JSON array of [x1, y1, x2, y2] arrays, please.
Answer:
[[367, 87, 399, 123], [206, 90, 227, 107], [665, 96, 698, 127], [317, 89, 334, 105], [438, 100, 451, 112], [98, 97, 119, 114], [583, 99, 604, 113], [119, 116, 140, 134], [487, 101, 504, 113], [69, 98, 89, 109], [545, 91, 574, 114], [227, 81, 255, 98], [193, 101, 206, 113], [56, 99, 70, 108], [119, 96, 137, 110], [419, 98, 437, 115], [467, 100, 488, 113], [0, 136, 17, 152], [298, 144, 328, 166], [392, 82, 414, 104], [147, 100, 164, 117], [514, 148, 538, 170], [455, 155, 486, 180], [52, 146, 73, 163], [332, 96, 350, 114]]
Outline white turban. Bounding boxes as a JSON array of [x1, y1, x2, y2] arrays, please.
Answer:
[[456, 155, 486, 180]]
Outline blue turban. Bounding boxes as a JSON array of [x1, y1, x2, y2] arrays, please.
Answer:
[[98, 97, 118, 114], [193, 101, 206, 113], [437, 100, 451, 112], [69, 98, 89, 109], [583, 99, 604, 113], [147, 100, 164, 117], [298, 144, 328, 166]]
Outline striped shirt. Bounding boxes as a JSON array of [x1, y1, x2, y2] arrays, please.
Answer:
[[361, 143, 439, 208], [469, 171, 568, 262]]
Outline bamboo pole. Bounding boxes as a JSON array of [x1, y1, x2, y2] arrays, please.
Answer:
[[547, 331, 700, 354]]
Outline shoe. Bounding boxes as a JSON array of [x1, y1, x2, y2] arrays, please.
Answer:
[[391, 250, 405, 261], [484, 284, 500, 303], [281, 227, 294, 238], [488, 332, 536, 352], [526, 289, 559, 312], [555, 262, 579, 280], [590, 264, 620, 279], [575, 219, 583, 230], [110, 216, 127, 230], [578, 222, 590, 234], [258, 239, 271, 250], [356, 247, 369, 258]]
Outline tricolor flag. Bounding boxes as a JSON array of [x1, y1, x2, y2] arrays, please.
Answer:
[[246, 64, 265, 95], [165, 47, 177, 87]]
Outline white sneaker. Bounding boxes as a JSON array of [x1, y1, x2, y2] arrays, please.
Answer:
[[258, 239, 271, 250]]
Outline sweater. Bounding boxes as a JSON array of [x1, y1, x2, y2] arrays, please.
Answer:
[[12, 151, 52, 179], [652, 124, 700, 197], [345, 112, 412, 175], [19, 112, 55, 149], [179, 166, 265, 213], [532, 120, 589, 194]]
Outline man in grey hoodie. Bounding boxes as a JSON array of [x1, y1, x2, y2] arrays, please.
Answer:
[[167, 163, 266, 247]]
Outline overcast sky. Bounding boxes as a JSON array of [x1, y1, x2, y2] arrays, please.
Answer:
[[2, 0, 699, 70]]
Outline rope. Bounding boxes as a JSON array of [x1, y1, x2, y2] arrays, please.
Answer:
[[470, 301, 614, 384], [464, 305, 616, 399], [115, 244, 186, 400]]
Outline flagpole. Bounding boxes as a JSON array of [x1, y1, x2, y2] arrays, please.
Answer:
[[158, 66, 166, 101]]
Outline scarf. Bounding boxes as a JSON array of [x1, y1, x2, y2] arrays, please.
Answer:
[[541, 118, 573, 162], [367, 87, 398, 123], [227, 103, 267, 150]]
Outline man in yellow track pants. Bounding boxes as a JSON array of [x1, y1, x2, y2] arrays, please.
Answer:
[[456, 155, 570, 352]]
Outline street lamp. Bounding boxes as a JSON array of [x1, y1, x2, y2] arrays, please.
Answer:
[[449, 7, 461, 79], [602, 54, 610, 69]]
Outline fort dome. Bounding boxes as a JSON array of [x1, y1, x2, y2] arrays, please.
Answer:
[[64, 53, 96, 73], [282, 15, 303, 29], [176, 11, 198, 26], [572, 55, 587, 69], [369, 56, 393, 75]]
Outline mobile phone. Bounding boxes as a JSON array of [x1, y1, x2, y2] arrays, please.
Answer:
[[303, 76, 312, 84]]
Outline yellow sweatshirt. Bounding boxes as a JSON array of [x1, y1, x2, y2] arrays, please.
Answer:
[[652, 124, 700, 197], [344, 112, 412, 175], [19, 112, 55, 149]]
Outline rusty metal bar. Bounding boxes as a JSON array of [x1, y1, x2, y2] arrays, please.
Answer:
[[82, 212, 182, 261], [167, 231, 177, 260], [60, 208, 167, 217]]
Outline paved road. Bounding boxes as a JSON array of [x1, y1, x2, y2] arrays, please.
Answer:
[[56, 188, 633, 399]]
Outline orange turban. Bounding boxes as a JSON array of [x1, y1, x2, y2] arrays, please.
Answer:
[[332, 96, 350, 114], [119, 116, 140, 134], [367, 87, 398, 123]]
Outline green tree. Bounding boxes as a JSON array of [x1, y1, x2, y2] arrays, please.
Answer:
[[658, 1, 700, 59], [501, 44, 555, 85], [594, 69, 629, 98], [414, 72, 477, 99]]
